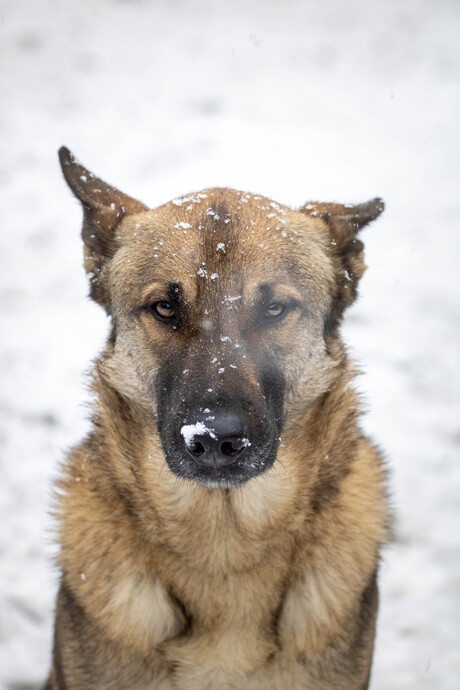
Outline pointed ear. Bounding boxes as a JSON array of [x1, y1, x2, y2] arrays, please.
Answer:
[[300, 198, 384, 240], [59, 147, 148, 310], [300, 198, 384, 337]]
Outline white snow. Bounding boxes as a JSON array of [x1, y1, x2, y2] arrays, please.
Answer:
[[0, 1, 459, 689], [181, 422, 216, 445], [172, 192, 207, 206]]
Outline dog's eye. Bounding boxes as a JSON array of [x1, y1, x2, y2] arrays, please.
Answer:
[[264, 303, 287, 319], [151, 301, 175, 320]]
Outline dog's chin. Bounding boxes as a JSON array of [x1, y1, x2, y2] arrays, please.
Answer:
[[164, 453, 277, 489]]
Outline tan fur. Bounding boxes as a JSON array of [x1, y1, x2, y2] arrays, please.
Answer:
[[45, 148, 389, 690]]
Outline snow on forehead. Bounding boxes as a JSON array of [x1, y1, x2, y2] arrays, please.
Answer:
[[147, 189, 304, 254], [171, 191, 208, 207], [169, 188, 289, 217], [234, 193, 290, 228]]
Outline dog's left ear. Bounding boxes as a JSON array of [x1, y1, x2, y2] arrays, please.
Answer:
[[59, 146, 148, 310], [300, 198, 384, 335]]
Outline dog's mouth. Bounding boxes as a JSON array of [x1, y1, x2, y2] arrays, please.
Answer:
[[163, 441, 279, 488]]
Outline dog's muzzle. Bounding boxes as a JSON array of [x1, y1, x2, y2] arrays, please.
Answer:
[[155, 355, 285, 487]]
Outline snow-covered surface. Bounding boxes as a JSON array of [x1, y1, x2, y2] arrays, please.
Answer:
[[0, 0, 459, 687]]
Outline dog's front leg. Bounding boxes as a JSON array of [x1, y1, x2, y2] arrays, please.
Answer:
[[45, 577, 183, 690], [274, 566, 379, 690]]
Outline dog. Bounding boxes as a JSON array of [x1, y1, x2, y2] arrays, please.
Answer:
[[45, 146, 389, 690]]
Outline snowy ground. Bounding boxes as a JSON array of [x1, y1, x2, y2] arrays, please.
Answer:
[[0, 0, 459, 687]]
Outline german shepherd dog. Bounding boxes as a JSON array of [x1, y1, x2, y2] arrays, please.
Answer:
[[45, 147, 389, 690]]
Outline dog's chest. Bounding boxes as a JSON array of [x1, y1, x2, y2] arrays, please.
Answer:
[[150, 523, 292, 679], [160, 559, 286, 678]]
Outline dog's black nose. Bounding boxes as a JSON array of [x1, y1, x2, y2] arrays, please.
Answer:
[[181, 413, 249, 468]]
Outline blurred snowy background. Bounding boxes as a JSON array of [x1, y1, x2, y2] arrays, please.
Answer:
[[0, 0, 459, 687]]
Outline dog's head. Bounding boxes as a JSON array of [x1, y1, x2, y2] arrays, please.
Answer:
[[59, 147, 383, 489]]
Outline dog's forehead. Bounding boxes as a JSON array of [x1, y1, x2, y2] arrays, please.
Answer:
[[111, 188, 332, 304]]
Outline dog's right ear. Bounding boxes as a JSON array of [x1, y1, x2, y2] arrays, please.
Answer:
[[58, 146, 148, 310], [300, 198, 384, 339]]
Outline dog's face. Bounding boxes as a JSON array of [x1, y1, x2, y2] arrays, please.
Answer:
[[107, 191, 334, 488], [59, 148, 383, 488]]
